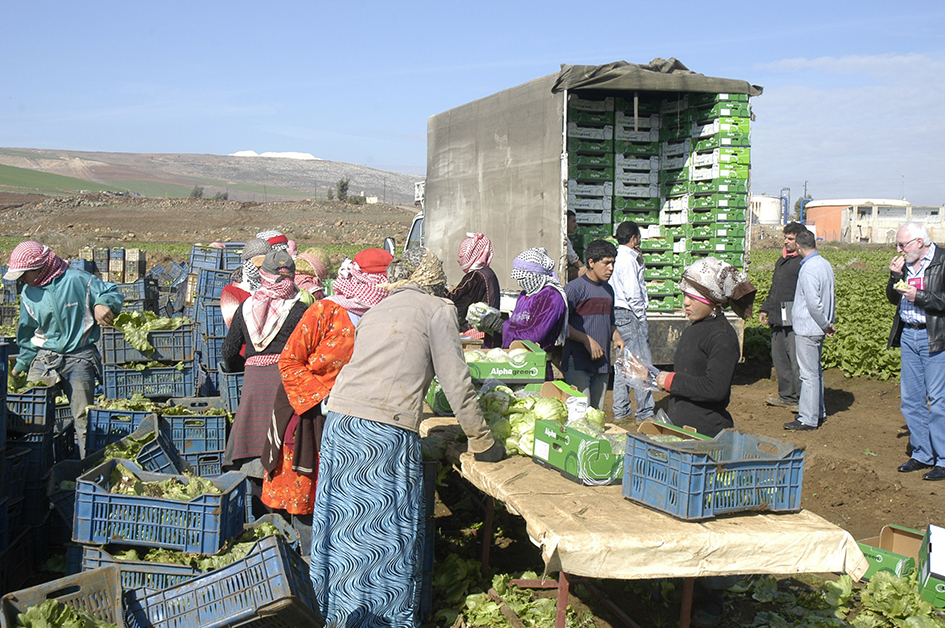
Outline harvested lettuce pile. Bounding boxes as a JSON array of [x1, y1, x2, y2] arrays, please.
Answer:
[[464, 347, 531, 363], [7, 371, 49, 394], [162, 404, 230, 417], [112, 311, 189, 353], [108, 462, 219, 501], [120, 360, 186, 371], [15, 599, 116, 628], [477, 386, 568, 457], [112, 521, 282, 572], [90, 394, 165, 413], [104, 432, 156, 461]]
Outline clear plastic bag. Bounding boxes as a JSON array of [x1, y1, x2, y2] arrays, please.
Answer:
[[466, 302, 502, 333], [614, 346, 660, 392]]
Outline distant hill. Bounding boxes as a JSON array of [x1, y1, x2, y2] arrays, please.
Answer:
[[0, 147, 420, 204]]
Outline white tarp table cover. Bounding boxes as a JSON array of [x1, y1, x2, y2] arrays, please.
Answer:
[[446, 443, 868, 581]]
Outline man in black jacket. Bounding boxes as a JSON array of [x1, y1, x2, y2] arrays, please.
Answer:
[[888, 222, 945, 480], [759, 222, 808, 411]]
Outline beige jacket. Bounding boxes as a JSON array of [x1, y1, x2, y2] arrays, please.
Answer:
[[327, 283, 495, 454]]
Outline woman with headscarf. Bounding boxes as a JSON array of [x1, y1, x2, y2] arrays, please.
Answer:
[[309, 246, 503, 628], [656, 257, 756, 438], [262, 248, 393, 554], [221, 250, 307, 494], [220, 237, 272, 330], [5, 240, 124, 459], [447, 233, 500, 325], [497, 247, 568, 379], [293, 248, 331, 300]]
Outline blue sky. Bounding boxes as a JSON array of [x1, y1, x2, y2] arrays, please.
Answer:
[[2, 1, 943, 205]]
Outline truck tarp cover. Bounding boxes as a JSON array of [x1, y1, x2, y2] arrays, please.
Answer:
[[553, 58, 763, 96]]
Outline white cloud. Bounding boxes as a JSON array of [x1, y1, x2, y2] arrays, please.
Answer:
[[750, 53, 945, 205]]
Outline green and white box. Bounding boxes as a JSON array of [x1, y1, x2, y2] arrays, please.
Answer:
[[569, 152, 615, 167], [691, 164, 750, 181], [568, 109, 615, 125], [694, 135, 751, 151], [660, 96, 689, 114], [568, 180, 614, 196], [661, 139, 692, 158], [693, 179, 749, 195], [567, 122, 613, 140], [920, 524, 945, 608], [568, 165, 614, 181], [614, 140, 659, 156], [614, 170, 658, 185], [567, 138, 614, 153], [568, 195, 612, 211], [573, 208, 612, 225], [659, 208, 690, 226], [614, 111, 660, 129], [661, 196, 690, 212], [856, 524, 922, 581], [614, 182, 659, 198], [569, 95, 614, 112], [692, 117, 751, 139], [614, 127, 658, 142], [691, 147, 751, 167], [615, 155, 659, 171], [661, 155, 691, 171]]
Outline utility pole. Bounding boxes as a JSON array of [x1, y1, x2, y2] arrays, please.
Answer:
[[803, 180, 808, 199]]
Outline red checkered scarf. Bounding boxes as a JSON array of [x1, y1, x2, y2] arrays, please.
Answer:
[[458, 233, 494, 273], [243, 269, 301, 357], [10, 241, 69, 287], [325, 257, 388, 317]]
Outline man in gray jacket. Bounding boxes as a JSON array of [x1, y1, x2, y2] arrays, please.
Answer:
[[784, 230, 835, 431]]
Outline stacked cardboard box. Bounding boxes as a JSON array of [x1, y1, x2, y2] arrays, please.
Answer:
[[565, 91, 751, 312]]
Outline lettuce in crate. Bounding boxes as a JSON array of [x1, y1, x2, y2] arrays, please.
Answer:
[[112, 311, 189, 353]]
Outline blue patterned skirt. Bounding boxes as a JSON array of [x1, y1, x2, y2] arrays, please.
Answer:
[[310, 412, 424, 628]]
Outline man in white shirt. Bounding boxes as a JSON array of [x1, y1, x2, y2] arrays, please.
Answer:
[[610, 221, 654, 421]]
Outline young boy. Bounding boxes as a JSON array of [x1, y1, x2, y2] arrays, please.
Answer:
[[563, 239, 624, 410]]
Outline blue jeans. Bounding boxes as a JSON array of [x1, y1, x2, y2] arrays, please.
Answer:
[[613, 309, 655, 420], [564, 355, 608, 411], [900, 327, 945, 465], [28, 346, 100, 459], [795, 334, 825, 427]]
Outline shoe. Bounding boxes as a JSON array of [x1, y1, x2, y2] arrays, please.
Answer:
[[783, 419, 817, 431], [766, 397, 800, 412], [635, 414, 655, 423], [923, 466, 945, 481], [898, 459, 933, 473]]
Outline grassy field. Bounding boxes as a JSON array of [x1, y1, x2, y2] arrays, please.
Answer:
[[0, 164, 119, 195], [101, 179, 195, 199]]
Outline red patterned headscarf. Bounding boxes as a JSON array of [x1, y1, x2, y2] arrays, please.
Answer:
[[326, 248, 392, 317], [458, 233, 494, 273], [6, 241, 69, 287], [243, 267, 301, 359]]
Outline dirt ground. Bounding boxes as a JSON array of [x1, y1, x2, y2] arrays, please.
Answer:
[[3, 192, 942, 626]]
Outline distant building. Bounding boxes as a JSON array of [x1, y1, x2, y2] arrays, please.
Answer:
[[365, 195, 378, 204], [804, 199, 944, 243], [750, 194, 783, 225]]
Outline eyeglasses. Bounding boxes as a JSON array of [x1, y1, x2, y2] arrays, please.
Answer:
[[896, 237, 919, 250]]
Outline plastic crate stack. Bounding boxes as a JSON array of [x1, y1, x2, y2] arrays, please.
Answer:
[[163, 396, 229, 478], [77, 246, 148, 284], [2, 339, 80, 592], [190, 245, 233, 397], [0, 267, 20, 304], [100, 321, 196, 402], [114, 277, 160, 314], [148, 261, 189, 317]]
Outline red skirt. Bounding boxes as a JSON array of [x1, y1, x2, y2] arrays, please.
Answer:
[[261, 444, 317, 515]]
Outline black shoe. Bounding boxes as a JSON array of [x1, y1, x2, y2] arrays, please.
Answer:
[[898, 459, 933, 473], [923, 466, 945, 481], [784, 419, 817, 431]]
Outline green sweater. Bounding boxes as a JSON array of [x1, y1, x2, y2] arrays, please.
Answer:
[[15, 269, 124, 373]]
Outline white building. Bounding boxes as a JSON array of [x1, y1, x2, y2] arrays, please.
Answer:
[[804, 198, 944, 243]]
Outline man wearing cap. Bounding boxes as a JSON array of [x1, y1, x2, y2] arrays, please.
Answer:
[[6, 240, 124, 458]]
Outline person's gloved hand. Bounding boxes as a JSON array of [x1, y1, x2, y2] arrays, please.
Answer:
[[479, 308, 504, 335], [474, 441, 506, 462]]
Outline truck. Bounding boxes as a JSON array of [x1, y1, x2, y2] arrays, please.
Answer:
[[405, 58, 762, 364]]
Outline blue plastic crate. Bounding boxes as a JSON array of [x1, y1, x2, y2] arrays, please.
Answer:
[[0, 497, 8, 556], [162, 397, 227, 454], [70, 258, 96, 273], [181, 451, 223, 478], [115, 278, 159, 301], [196, 268, 231, 300], [80, 514, 298, 592], [151, 260, 189, 287], [3, 447, 30, 503], [189, 245, 223, 271], [197, 333, 225, 371], [101, 324, 195, 365], [221, 243, 244, 271], [0, 527, 35, 600], [55, 403, 71, 430], [8, 429, 54, 481], [74, 459, 246, 554], [103, 362, 195, 399], [194, 297, 227, 336], [622, 429, 806, 521], [121, 298, 159, 314], [6, 384, 57, 434], [49, 419, 186, 537], [0, 565, 125, 628], [217, 365, 244, 413], [86, 407, 156, 452], [53, 421, 78, 465], [0, 303, 17, 326], [22, 477, 47, 528], [124, 534, 319, 628]]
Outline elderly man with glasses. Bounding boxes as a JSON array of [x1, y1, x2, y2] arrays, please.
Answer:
[[888, 222, 945, 480]]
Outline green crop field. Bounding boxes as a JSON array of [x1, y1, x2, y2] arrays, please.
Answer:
[[101, 180, 196, 199], [0, 163, 119, 195]]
